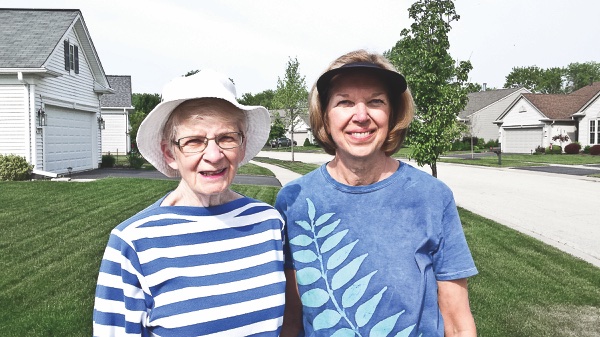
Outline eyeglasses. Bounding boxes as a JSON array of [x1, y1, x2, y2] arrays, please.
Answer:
[[173, 132, 244, 153]]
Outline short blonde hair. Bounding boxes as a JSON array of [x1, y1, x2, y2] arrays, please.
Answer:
[[309, 49, 414, 156], [162, 98, 247, 150]]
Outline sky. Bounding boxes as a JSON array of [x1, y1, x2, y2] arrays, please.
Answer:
[[4, 0, 600, 96]]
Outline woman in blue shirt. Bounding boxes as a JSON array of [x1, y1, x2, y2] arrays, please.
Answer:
[[276, 50, 478, 337]]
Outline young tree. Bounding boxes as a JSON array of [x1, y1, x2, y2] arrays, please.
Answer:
[[386, 0, 471, 177], [272, 57, 309, 161]]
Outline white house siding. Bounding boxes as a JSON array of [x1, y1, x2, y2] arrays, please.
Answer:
[[578, 98, 600, 147], [0, 84, 29, 158], [470, 89, 527, 142], [548, 122, 576, 149], [34, 28, 103, 172], [101, 110, 130, 154]]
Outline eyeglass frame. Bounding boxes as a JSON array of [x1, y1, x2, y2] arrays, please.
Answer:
[[172, 131, 245, 153]]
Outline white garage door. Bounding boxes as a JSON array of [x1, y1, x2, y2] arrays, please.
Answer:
[[45, 105, 95, 173], [503, 128, 543, 154]]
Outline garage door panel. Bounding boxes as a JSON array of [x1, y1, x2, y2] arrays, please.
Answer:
[[45, 105, 94, 173], [504, 128, 543, 154]]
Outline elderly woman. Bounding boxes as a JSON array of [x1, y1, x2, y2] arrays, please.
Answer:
[[276, 50, 478, 337], [93, 70, 290, 336]]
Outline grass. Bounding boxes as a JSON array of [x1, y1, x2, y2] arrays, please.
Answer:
[[461, 208, 600, 336], [253, 156, 320, 175], [237, 162, 275, 176], [440, 152, 600, 167], [1, 163, 599, 336]]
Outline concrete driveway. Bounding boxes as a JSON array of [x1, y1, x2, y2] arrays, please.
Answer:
[[259, 151, 600, 268]]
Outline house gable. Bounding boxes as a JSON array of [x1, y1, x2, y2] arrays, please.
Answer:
[[501, 96, 546, 127], [458, 87, 529, 141]]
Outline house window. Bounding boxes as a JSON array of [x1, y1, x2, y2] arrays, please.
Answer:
[[64, 40, 79, 74], [591, 120, 599, 144]]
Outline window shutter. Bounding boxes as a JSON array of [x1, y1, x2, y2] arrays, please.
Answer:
[[74, 45, 79, 74], [64, 40, 69, 71]]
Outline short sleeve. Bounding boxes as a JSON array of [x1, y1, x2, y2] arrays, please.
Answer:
[[432, 197, 478, 281]]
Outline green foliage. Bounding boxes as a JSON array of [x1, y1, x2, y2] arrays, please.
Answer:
[[238, 89, 276, 109], [565, 61, 600, 92], [546, 145, 563, 154], [303, 138, 312, 147], [386, 0, 471, 177], [268, 116, 286, 143], [127, 151, 145, 169], [101, 155, 116, 168], [533, 146, 545, 155], [465, 82, 482, 93], [0, 154, 33, 181], [130, 93, 161, 150], [131, 93, 161, 114], [272, 57, 309, 161], [128, 110, 148, 151], [504, 61, 600, 94], [583, 145, 591, 154]]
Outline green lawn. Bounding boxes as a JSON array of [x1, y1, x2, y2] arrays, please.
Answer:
[[1, 176, 599, 336]]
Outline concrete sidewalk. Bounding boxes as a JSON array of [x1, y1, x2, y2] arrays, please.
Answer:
[[257, 150, 600, 268]]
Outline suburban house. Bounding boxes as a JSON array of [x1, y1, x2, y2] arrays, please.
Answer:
[[0, 9, 112, 176], [269, 109, 313, 146], [100, 75, 134, 155], [458, 87, 530, 143], [495, 82, 600, 153]]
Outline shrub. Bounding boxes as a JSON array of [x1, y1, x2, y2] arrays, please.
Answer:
[[590, 144, 600, 156], [534, 146, 545, 154], [127, 151, 145, 169], [546, 145, 562, 154], [484, 139, 499, 149], [303, 138, 311, 147], [101, 154, 116, 168], [0, 154, 33, 181], [583, 145, 591, 154], [564, 143, 581, 154]]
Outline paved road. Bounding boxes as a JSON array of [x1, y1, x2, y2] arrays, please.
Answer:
[[258, 151, 600, 268]]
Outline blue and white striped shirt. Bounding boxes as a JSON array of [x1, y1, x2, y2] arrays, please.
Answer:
[[93, 195, 286, 336]]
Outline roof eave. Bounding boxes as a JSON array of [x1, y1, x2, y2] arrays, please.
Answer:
[[94, 82, 115, 94], [0, 68, 62, 78]]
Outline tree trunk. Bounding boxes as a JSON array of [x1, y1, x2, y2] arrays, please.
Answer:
[[430, 162, 438, 178], [291, 132, 295, 162]]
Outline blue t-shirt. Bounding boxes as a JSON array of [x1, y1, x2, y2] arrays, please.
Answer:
[[93, 195, 286, 336], [275, 161, 477, 337]]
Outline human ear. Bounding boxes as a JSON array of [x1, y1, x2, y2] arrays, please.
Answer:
[[161, 142, 179, 171]]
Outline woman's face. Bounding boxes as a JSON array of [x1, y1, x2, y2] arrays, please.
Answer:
[[164, 111, 245, 198], [325, 71, 391, 161]]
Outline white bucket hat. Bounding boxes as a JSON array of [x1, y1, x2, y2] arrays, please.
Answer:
[[136, 69, 270, 177]]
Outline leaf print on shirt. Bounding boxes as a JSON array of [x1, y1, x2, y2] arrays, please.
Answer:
[[290, 198, 417, 337]]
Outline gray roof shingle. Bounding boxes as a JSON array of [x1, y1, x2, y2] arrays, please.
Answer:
[[458, 87, 523, 119], [0, 9, 79, 68], [101, 75, 133, 107]]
